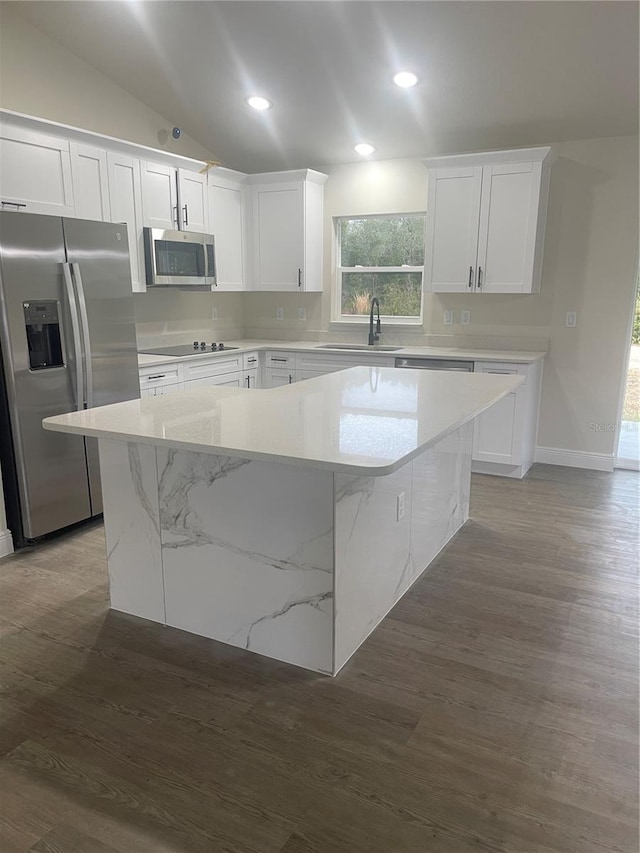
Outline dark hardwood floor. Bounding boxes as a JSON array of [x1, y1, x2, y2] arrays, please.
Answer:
[[0, 465, 638, 852]]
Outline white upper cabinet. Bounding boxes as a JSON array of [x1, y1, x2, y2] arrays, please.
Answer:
[[248, 169, 327, 292], [107, 152, 145, 292], [208, 170, 247, 290], [423, 147, 553, 294], [0, 124, 74, 216], [177, 168, 209, 233], [70, 142, 111, 221], [141, 160, 178, 230]]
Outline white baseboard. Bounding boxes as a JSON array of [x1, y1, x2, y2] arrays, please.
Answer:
[[534, 446, 615, 472], [0, 528, 14, 559]]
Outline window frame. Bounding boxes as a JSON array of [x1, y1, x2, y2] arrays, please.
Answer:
[[331, 212, 426, 327]]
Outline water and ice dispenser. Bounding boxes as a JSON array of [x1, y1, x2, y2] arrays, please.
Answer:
[[23, 301, 64, 370]]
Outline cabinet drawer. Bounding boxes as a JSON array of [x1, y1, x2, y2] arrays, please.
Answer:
[[184, 374, 242, 389], [243, 351, 259, 370], [265, 351, 296, 368], [298, 353, 393, 373], [182, 355, 243, 381], [139, 366, 180, 391], [474, 361, 528, 386]]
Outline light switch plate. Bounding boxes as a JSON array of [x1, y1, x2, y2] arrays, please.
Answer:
[[566, 311, 577, 327], [276, 307, 284, 320], [461, 310, 471, 326], [211, 307, 218, 320], [443, 309, 453, 326], [396, 492, 405, 521], [298, 307, 306, 320]]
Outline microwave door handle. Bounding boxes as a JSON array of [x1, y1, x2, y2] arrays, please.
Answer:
[[206, 243, 216, 284], [71, 263, 94, 409], [62, 263, 85, 411]]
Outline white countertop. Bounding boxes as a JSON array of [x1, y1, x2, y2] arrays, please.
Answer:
[[137, 340, 546, 368], [44, 367, 522, 475]]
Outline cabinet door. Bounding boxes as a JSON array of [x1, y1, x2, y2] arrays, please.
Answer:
[[70, 142, 111, 221], [177, 169, 209, 233], [424, 166, 482, 293], [107, 152, 145, 292], [252, 183, 303, 291], [472, 364, 525, 465], [184, 373, 242, 389], [208, 181, 246, 290], [245, 369, 258, 389], [476, 162, 541, 294], [141, 161, 178, 230], [265, 367, 295, 387], [0, 125, 74, 216]]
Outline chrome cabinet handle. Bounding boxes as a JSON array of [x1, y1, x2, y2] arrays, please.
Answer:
[[71, 263, 93, 408], [247, 358, 256, 364], [477, 266, 482, 289], [1, 201, 27, 210], [173, 205, 179, 228], [288, 374, 292, 384], [271, 357, 287, 363], [183, 205, 189, 226], [297, 268, 302, 288], [62, 263, 84, 411], [147, 374, 167, 380], [468, 266, 473, 289]]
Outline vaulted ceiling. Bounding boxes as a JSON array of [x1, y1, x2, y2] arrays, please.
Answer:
[[9, 1, 639, 172]]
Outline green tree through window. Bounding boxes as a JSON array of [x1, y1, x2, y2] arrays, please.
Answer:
[[337, 215, 425, 320]]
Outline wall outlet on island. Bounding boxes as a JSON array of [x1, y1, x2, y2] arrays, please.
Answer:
[[211, 307, 218, 320], [276, 307, 284, 320], [396, 492, 405, 522], [298, 307, 306, 321], [443, 309, 453, 326], [566, 311, 577, 327], [461, 310, 471, 326]]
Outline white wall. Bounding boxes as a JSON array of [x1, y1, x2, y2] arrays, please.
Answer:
[[0, 4, 211, 161], [244, 135, 639, 461]]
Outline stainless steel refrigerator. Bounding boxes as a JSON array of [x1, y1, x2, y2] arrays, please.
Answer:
[[0, 211, 141, 547]]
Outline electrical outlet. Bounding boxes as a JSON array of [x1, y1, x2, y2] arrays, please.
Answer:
[[443, 309, 453, 326], [566, 311, 577, 327], [396, 492, 405, 522], [461, 310, 471, 326], [211, 307, 218, 320], [298, 307, 306, 320], [276, 307, 284, 320]]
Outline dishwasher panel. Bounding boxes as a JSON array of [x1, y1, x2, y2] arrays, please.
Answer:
[[395, 357, 475, 372]]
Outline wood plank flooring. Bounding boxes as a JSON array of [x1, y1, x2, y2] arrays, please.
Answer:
[[0, 464, 638, 852]]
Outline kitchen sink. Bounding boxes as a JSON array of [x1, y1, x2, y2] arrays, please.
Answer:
[[315, 344, 404, 352]]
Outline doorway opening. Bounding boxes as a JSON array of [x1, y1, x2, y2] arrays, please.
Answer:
[[616, 276, 640, 470]]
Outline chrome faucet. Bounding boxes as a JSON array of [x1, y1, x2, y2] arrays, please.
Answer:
[[368, 297, 381, 346]]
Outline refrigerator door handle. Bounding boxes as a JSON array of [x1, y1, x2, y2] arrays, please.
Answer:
[[62, 262, 85, 411], [71, 262, 94, 409]]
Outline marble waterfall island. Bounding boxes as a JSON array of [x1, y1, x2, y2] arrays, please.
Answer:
[[43, 367, 522, 675]]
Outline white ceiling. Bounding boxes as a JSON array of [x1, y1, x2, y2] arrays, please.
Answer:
[[9, 1, 639, 173]]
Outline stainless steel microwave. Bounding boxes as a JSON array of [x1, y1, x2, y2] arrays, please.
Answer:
[[143, 228, 216, 288]]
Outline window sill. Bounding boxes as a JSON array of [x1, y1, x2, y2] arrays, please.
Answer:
[[330, 317, 424, 329]]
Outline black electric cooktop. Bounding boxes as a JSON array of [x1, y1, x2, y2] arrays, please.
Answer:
[[139, 344, 239, 357]]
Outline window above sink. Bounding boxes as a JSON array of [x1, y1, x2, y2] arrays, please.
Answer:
[[332, 214, 425, 327]]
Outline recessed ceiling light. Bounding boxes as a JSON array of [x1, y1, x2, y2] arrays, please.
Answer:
[[393, 71, 418, 89], [247, 96, 272, 111], [354, 143, 376, 156]]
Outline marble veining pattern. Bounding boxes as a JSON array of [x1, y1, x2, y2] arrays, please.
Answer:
[[157, 448, 335, 673], [98, 439, 164, 622]]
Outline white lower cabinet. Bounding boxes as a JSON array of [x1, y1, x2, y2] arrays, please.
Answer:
[[184, 374, 242, 389], [263, 351, 298, 387], [471, 360, 542, 478], [139, 364, 181, 397]]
